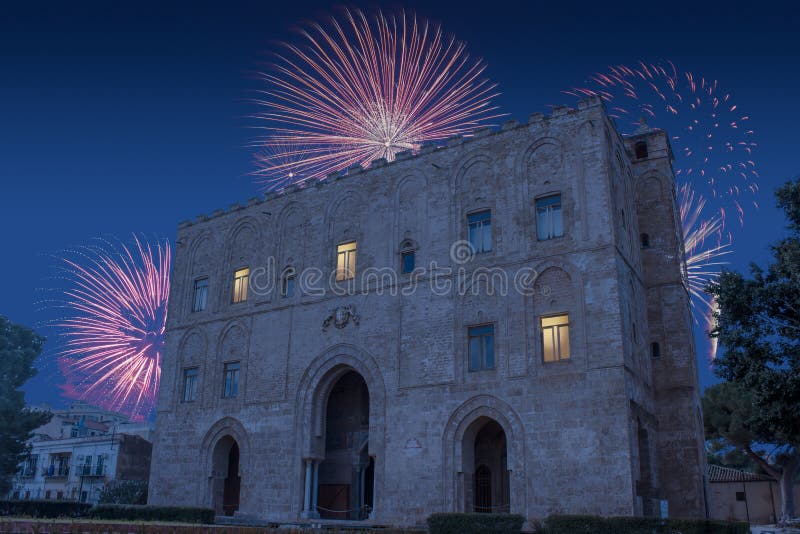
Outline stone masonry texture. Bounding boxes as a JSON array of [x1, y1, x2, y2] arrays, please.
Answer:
[[147, 98, 707, 526]]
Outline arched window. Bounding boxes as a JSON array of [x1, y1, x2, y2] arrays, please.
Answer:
[[640, 233, 650, 249], [635, 141, 648, 159]]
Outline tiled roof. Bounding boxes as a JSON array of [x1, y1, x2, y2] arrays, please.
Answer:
[[707, 464, 775, 483]]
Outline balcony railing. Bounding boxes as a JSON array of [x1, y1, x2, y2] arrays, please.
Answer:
[[44, 466, 69, 478], [79, 464, 105, 477]]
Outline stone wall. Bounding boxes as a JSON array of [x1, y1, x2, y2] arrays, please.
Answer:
[[148, 98, 705, 525]]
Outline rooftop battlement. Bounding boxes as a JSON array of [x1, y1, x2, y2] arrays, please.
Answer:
[[178, 96, 611, 230]]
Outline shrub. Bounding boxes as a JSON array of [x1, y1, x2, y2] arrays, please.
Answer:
[[0, 499, 92, 518], [97, 479, 148, 505], [89, 504, 215, 524], [427, 512, 526, 534], [540, 515, 749, 534]]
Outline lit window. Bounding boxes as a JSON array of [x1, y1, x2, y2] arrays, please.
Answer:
[[282, 268, 295, 298], [536, 195, 563, 241], [336, 241, 357, 281], [467, 210, 492, 253], [223, 362, 240, 398], [541, 314, 570, 362], [401, 250, 416, 274], [182, 367, 198, 402], [192, 278, 208, 312], [232, 268, 249, 303], [468, 324, 495, 371]]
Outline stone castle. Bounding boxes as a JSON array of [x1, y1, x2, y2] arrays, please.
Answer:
[[148, 97, 707, 526]]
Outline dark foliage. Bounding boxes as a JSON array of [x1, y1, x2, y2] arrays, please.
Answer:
[[0, 499, 92, 518], [97, 479, 148, 505], [538, 515, 749, 534], [89, 504, 215, 524], [427, 513, 525, 534], [706, 177, 800, 520], [0, 316, 52, 494]]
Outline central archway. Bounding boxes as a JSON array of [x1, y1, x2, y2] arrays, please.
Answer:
[[294, 344, 386, 521], [316, 371, 371, 520]]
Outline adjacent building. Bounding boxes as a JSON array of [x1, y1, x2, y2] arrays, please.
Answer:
[[148, 97, 707, 526], [7, 402, 152, 504]]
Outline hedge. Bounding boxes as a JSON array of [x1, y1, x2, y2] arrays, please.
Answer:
[[89, 504, 215, 524], [427, 513, 526, 534], [0, 499, 92, 518], [539, 515, 750, 534]]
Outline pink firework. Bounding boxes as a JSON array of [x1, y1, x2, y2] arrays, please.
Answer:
[[252, 8, 501, 190], [565, 61, 758, 229], [55, 235, 170, 421]]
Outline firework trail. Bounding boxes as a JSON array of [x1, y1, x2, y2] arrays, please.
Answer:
[[52, 235, 170, 421], [680, 183, 731, 313], [252, 8, 501, 190], [253, 141, 314, 191]]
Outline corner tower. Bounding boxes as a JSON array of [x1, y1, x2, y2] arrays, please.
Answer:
[[627, 124, 707, 518]]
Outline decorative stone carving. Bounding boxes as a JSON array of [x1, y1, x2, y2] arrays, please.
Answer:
[[322, 305, 360, 332]]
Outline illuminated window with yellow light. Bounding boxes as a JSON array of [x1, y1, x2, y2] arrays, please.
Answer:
[[232, 267, 249, 303], [336, 241, 357, 281], [541, 314, 570, 362]]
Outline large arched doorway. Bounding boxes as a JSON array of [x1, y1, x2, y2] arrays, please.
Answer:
[[464, 418, 509, 513], [316, 371, 372, 520], [211, 436, 240, 516]]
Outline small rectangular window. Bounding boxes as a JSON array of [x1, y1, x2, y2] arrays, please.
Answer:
[[467, 210, 492, 253], [232, 268, 249, 303], [542, 314, 570, 362], [183, 367, 198, 402], [282, 272, 295, 298], [336, 241, 357, 281], [536, 194, 564, 241], [193, 278, 209, 312], [735, 491, 745, 502], [223, 361, 240, 398], [401, 250, 416, 274], [468, 324, 495, 371]]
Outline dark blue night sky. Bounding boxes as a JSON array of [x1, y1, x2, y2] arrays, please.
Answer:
[[2, 1, 798, 410]]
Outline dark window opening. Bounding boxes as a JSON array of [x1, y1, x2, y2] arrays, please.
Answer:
[[640, 233, 650, 249], [651, 342, 660, 359], [635, 141, 648, 159], [735, 491, 746, 502]]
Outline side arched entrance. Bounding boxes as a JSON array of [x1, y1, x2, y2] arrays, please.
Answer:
[[201, 418, 250, 516], [443, 396, 526, 514]]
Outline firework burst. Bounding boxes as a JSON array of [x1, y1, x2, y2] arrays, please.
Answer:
[[52, 235, 170, 421], [565, 62, 755, 357], [252, 8, 501, 190], [565, 61, 758, 229]]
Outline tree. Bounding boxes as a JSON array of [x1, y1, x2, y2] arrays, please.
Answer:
[[706, 177, 800, 522], [0, 316, 52, 495]]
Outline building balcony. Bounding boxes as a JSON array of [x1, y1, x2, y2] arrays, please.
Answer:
[[44, 467, 70, 478], [79, 465, 105, 477]]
